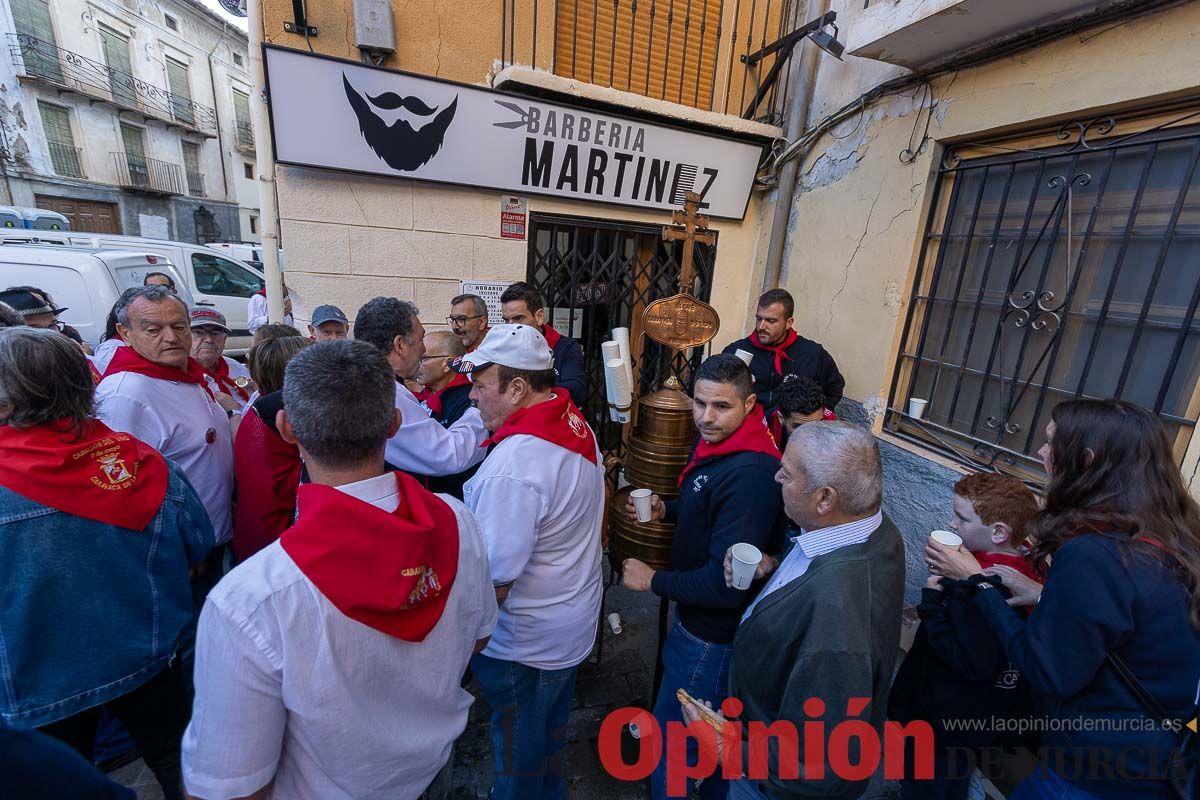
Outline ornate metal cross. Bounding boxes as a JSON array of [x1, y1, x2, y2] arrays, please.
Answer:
[[643, 191, 721, 351], [662, 191, 716, 295]]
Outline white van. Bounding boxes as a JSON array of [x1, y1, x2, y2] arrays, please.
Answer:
[[206, 241, 285, 271], [0, 244, 195, 348], [0, 230, 267, 348]]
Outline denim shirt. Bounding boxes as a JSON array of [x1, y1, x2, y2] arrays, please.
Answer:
[[0, 461, 214, 727]]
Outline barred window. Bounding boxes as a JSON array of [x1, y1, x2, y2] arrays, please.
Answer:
[[887, 107, 1200, 482]]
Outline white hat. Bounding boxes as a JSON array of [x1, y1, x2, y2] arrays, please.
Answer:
[[452, 323, 554, 375]]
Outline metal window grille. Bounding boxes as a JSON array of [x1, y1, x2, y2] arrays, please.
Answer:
[[887, 106, 1200, 482], [527, 213, 715, 460], [233, 91, 254, 146], [166, 58, 194, 126], [38, 102, 84, 178], [182, 141, 205, 196]]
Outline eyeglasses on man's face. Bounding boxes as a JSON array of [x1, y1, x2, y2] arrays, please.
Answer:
[[418, 354, 455, 363], [446, 315, 486, 326]]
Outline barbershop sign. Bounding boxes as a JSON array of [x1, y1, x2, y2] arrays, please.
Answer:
[[263, 46, 761, 219]]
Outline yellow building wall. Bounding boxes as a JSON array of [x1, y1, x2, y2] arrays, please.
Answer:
[[262, 0, 774, 344], [781, 2, 1200, 415]]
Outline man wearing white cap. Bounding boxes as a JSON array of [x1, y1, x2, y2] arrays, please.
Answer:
[[190, 308, 253, 411], [454, 323, 604, 800]]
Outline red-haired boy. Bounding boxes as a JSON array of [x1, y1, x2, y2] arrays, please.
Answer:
[[888, 473, 1042, 800]]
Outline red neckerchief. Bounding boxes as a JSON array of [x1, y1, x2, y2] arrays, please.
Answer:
[[204, 357, 250, 402], [254, 288, 266, 297], [976, 551, 1042, 584], [679, 406, 781, 486], [482, 392, 598, 464], [281, 471, 460, 643], [749, 328, 799, 376], [416, 373, 471, 417], [87, 359, 102, 386], [768, 410, 784, 445], [541, 323, 562, 349], [103, 345, 215, 400], [0, 419, 167, 531]]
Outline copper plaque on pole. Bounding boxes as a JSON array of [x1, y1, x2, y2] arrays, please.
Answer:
[[642, 295, 720, 349]]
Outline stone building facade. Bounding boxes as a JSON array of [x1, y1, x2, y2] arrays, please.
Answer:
[[0, 0, 262, 242]]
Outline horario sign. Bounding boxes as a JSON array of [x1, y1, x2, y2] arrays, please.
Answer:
[[262, 46, 762, 220]]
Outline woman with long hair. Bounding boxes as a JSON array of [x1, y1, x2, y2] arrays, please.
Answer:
[[927, 399, 1200, 800]]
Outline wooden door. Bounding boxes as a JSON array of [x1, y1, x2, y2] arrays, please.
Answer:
[[35, 196, 121, 233]]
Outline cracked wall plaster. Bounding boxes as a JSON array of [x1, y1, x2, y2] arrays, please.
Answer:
[[796, 88, 944, 194]]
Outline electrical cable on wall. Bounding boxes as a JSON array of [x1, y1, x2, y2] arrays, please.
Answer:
[[899, 80, 935, 164], [762, 0, 1190, 182]]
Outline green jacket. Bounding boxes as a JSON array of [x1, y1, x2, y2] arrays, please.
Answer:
[[729, 515, 905, 800]]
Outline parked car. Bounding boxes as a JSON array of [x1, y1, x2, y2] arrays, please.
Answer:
[[0, 243, 194, 347], [0, 231, 266, 353]]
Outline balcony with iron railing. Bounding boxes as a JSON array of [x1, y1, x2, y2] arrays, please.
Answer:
[[47, 141, 85, 179], [10, 34, 218, 137], [186, 169, 207, 197], [495, 0, 818, 127], [111, 152, 186, 195], [234, 120, 255, 151]]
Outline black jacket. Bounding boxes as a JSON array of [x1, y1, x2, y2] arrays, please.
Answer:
[[550, 333, 587, 408], [973, 533, 1200, 800], [650, 448, 786, 644], [722, 333, 845, 411], [889, 583, 1037, 750], [729, 518, 905, 800]]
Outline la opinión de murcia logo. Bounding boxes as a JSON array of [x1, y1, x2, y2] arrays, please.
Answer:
[[595, 701, 1200, 795], [599, 698, 935, 796], [343, 74, 458, 172]]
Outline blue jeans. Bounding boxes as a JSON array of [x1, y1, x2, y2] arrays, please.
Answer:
[[1010, 769, 1104, 800], [471, 653, 579, 800], [651, 620, 733, 800]]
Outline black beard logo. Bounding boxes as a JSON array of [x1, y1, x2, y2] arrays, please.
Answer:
[[343, 74, 458, 172]]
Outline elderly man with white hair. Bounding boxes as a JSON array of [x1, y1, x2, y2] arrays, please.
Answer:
[[682, 421, 905, 800]]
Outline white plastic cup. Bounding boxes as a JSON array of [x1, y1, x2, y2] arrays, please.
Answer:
[[607, 612, 623, 634], [730, 543, 763, 590], [631, 488, 654, 523], [734, 349, 754, 367], [930, 530, 963, 550], [908, 398, 928, 420]]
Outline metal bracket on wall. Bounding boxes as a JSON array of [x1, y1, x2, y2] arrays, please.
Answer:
[[740, 10, 837, 120], [284, 0, 318, 36]]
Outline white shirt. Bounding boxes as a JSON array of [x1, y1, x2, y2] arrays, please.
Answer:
[[96, 370, 234, 544], [743, 510, 883, 620], [92, 338, 125, 374], [385, 382, 487, 476], [182, 474, 497, 800], [464, 421, 604, 670], [246, 293, 294, 333]]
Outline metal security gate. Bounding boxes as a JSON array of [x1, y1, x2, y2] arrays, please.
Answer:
[[527, 213, 716, 457]]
